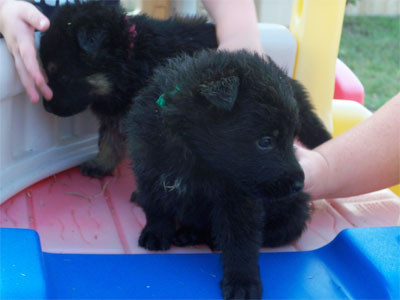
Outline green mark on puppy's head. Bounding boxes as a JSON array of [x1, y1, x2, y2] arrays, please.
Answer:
[[156, 86, 181, 107]]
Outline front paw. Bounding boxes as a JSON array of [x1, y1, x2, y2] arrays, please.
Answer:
[[139, 225, 174, 251], [80, 159, 113, 178], [173, 228, 204, 247], [221, 275, 262, 300], [173, 228, 220, 250]]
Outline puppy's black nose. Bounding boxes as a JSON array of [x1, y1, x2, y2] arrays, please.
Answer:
[[292, 180, 304, 193]]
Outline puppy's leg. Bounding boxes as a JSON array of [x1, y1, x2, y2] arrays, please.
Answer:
[[291, 79, 332, 148], [213, 197, 264, 299], [173, 210, 216, 249], [139, 212, 176, 251], [80, 118, 125, 178], [135, 191, 176, 251], [262, 192, 311, 247]]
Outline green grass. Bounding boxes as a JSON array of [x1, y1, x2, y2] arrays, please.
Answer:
[[338, 16, 400, 111]]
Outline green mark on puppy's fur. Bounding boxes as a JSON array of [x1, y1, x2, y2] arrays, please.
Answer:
[[86, 73, 112, 96], [156, 86, 181, 107]]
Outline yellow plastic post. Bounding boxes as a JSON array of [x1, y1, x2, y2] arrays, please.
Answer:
[[289, 0, 346, 132], [332, 100, 372, 138]]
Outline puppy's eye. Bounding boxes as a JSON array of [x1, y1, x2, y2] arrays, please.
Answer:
[[256, 136, 274, 150]]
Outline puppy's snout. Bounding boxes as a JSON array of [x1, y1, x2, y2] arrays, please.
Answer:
[[289, 169, 305, 194], [255, 168, 305, 198], [43, 100, 53, 113]]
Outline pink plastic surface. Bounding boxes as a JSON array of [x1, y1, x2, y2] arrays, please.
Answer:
[[1, 160, 399, 254], [334, 58, 365, 105]]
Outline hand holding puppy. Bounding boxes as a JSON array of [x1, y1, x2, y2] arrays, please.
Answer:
[[0, 0, 52, 102], [297, 94, 400, 200]]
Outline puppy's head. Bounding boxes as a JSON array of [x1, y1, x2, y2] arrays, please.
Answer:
[[39, 1, 131, 116], [159, 50, 305, 199]]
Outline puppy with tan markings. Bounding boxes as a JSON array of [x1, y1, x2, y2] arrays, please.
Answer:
[[39, 1, 217, 177]]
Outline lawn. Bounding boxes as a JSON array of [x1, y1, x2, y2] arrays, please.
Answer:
[[338, 15, 400, 111]]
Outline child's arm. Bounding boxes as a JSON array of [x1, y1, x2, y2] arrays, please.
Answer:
[[201, 0, 263, 55], [298, 93, 400, 200]]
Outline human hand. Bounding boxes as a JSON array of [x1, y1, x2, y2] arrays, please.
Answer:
[[0, 0, 53, 103], [295, 145, 330, 200], [201, 0, 265, 57], [217, 32, 264, 57]]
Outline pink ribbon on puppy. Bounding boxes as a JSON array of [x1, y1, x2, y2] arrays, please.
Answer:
[[125, 16, 137, 58], [128, 24, 137, 49]]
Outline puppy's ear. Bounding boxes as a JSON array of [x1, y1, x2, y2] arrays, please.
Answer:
[[77, 28, 106, 54], [198, 76, 239, 111]]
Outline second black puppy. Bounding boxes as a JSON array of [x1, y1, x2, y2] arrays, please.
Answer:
[[125, 50, 331, 299], [39, 1, 217, 178]]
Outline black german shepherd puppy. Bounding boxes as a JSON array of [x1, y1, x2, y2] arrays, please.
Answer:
[[125, 50, 331, 299], [39, 1, 217, 178]]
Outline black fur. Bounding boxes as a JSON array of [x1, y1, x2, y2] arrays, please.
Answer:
[[125, 50, 331, 299], [39, 1, 217, 178]]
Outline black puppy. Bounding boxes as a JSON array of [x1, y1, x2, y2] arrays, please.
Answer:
[[125, 50, 331, 299], [39, 1, 217, 178]]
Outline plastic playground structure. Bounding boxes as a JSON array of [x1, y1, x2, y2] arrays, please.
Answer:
[[0, 0, 399, 299]]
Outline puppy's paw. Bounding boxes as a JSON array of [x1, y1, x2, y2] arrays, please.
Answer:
[[221, 275, 262, 300], [173, 228, 203, 247], [80, 160, 113, 178], [173, 228, 220, 250], [139, 225, 174, 251], [263, 193, 310, 247]]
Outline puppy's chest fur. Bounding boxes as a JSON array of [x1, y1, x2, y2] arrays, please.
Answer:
[[140, 169, 255, 227], [130, 93, 256, 223]]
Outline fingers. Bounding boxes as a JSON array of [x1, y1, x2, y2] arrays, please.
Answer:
[[14, 53, 40, 103], [38, 76, 53, 101], [294, 146, 314, 196], [17, 33, 53, 103], [294, 145, 329, 200], [1, 0, 52, 102], [20, 4, 50, 32], [16, 4, 52, 102]]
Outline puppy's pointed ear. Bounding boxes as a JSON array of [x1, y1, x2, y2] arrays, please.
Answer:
[[198, 76, 239, 111], [77, 28, 106, 53]]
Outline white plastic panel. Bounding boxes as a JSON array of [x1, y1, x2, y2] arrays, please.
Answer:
[[258, 23, 297, 77], [0, 34, 98, 204], [0, 24, 296, 204]]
